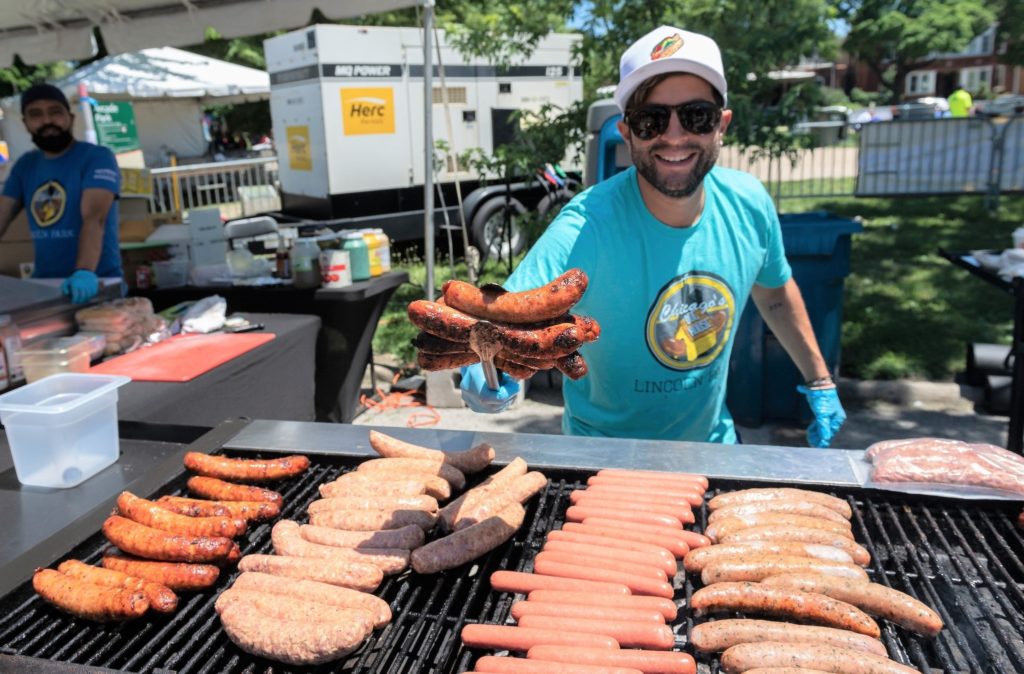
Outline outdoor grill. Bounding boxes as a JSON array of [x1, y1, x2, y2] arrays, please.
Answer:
[[0, 450, 1022, 674]]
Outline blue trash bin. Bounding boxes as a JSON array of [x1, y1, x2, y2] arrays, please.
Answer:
[[726, 211, 863, 425]]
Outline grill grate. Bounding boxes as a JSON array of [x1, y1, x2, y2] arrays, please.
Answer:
[[0, 460, 1022, 674]]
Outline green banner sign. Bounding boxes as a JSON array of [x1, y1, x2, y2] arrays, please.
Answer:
[[92, 101, 139, 154]]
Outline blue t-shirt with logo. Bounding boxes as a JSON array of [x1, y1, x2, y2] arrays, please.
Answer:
[[505, 165, 791, 443], [3, 142, 122, 279]]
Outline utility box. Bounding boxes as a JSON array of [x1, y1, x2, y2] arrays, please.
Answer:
[[264, 24, 582, 238], [727, 212, 863, 425]]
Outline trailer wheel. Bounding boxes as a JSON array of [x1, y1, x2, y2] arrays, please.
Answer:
[[535, 187, 575, 226], [471, 196, 528, 265]]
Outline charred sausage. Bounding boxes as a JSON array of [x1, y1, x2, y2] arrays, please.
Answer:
[[186, 476, 283, 505], [101, 551, 220, 591], [411, 331, 472, 354], [116, 491, 246, 538], [408, 300, 478, 341], [441, 269, 588, 324], [58, 559, 177, 613], [102, 515, 239, 564], [155, 495, 280, 522], [418, 351, 480, 370], [33, 568, 148, 622], [183, 452, 310, 482], [555, 351, 589, 380]]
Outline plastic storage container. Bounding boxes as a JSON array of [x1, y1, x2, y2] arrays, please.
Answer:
[[0, 373, 130, 488], [151, 259, 189, 288], [726, 212, 863, 425], [18, 336, 94, 383], [290, 237, 322, 289]]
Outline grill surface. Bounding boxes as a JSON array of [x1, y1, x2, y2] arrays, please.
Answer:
[[0, 455, 1022, 674]]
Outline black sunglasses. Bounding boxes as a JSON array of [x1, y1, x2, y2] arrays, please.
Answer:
[[625, 101, 723, 140]]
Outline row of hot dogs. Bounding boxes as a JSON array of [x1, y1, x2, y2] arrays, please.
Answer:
[[409, 269, 599, 380], [213, 431, 551, 666], [462, 468, 711, 674], [31, 453, 306, 622]]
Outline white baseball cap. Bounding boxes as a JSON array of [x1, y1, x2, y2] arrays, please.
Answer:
[[614, 26, 728, 111]]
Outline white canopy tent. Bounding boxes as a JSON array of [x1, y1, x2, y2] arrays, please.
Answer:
[[0, 0, 441, 294], [0, 47, 271, 165]]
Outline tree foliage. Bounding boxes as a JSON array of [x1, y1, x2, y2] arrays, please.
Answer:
[[837, 0, 994, 102], [994, 0, 1024, 67]]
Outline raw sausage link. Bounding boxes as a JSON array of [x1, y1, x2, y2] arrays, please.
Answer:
[[526, 589, 677, 621], [101, 551, 220, 591], [442, 268, 588, 324], [183, 451, 309, 482], [448, 471, 548, 531], [555, 351, 589, 380], [525, 645, 697, 674], [690, 618, 888, 656], [368, 429, 496, 473], [308, 507, 438, 531], [271, 520, 409, 575], [58, 559, 177, 613], [411, 331, 472, 354], [460, 624, 619, 652], [706, 514, 851, 542], [236, 553, 383, 592], [299, 523, 426, 550], [33, 568, 149, 622], [307, 494, 438, 513], [719, 642, 919, 674], [473, 654, 643, 674], [116, 491, 246, 538], [357, 457, 466, 490], [683, 542, 853, 573], [518, 614, 674, 650], [490, 570, 631, 596], [156, 495, 280, 522], [708, 501, 851, 525], [542, 540, 677, 577], [700, 554, 869, 584], [218, 602, 366, 666], [408, 300, 478, 342], [761, 573, 944, 637], [419, 351, 480, 370], [411, 502, 524, 574], [720, 526, 871, 566], [532, 557, 674, 598], [215, 587, 375, 637], [187, 476, 283, 505], [319, 475, 428, 498], [690, 582, 880, 637], [102, 515, 239, 563], [510, 599, 665, 624], [708, 488, 852, 518], [232, 570, 391, 628]]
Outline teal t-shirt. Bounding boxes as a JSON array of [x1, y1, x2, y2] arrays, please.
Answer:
[[506, 165, 791, 443]]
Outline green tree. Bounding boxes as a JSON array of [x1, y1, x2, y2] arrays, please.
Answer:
[[836, 0, 994, 103], [0, 57, 73, 99], [994, 0, 1024, 68]]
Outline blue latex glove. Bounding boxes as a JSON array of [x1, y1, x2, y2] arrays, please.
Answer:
[[460, 363, 520, 414], [60, 269, 99, 304], [797, 384, 847, 448]]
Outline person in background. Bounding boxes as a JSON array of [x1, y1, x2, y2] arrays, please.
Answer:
[[0, 83, 122, 303], [460, 26, 846, 448], [948, 85, 973, 118]]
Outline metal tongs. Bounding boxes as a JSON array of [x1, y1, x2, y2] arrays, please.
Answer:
[[468, 283, 506, 390]]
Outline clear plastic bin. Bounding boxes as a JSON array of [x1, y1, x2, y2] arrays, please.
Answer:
[[0, 373, 130, 488], [18, 336, 93, 383], [151, 259, 189, 288]]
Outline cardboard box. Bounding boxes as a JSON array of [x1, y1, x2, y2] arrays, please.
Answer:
[[0, 211, 33, 278]]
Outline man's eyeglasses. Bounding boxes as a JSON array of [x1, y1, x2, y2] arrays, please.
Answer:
[[624, 101, 722, 140]]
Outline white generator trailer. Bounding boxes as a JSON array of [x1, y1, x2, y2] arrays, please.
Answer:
[[263, 24, 583, 258]]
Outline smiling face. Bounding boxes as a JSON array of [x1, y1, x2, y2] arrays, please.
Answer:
[[618, 74, 732, 199]]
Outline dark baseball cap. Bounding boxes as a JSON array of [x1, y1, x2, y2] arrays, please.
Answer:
[[21, 83, 70, 114]]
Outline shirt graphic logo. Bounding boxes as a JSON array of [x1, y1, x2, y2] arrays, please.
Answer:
[[30, 180, 66, 228], [646, 272, 736, 370]]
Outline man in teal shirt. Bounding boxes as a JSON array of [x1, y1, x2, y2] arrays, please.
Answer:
[[461, 26, 846, 448]]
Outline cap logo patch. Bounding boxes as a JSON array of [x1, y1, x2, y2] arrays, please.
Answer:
[[651, 34, 683, 60]]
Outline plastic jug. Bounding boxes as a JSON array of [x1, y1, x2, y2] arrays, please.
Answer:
[[290, 237, 322, 289]]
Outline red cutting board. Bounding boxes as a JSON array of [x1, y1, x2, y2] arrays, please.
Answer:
[[90, 333, 276, 382]]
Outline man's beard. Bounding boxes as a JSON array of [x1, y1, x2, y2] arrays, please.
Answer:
[[32, 124, 74, 153], [632, 139, 719, 198]]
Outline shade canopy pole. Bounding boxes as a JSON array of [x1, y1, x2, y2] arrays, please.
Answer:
[[423, 0, 435, 300]]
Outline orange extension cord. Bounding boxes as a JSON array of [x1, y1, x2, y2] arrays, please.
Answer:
[[359, 372, 441, 428]]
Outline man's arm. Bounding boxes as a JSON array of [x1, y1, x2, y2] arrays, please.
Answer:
[[76, 187, 115, 271], [0, 195, 22, 242], [750, 277, 830, 381]]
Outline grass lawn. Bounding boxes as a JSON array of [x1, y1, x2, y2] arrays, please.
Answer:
[[373, 193, 1024, 382]]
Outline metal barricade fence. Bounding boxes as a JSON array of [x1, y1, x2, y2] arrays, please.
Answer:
[[149, 156, 281, 218]]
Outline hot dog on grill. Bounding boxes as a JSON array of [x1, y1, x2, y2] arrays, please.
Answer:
[[460, 624, 619, 652], [526, 589, 677, 621], [525, 646, 697, 674], [33, 568, 149, 622], [473, 655, 643, 674], [489, 570, 631, 596], [517, 614, 674, 650], [442, 268, 588, 324], [186, 476, 283, 505], [102, 515, 240, 564], [183, 451, 310, 482]]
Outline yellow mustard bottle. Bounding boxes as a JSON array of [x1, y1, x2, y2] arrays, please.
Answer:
[[362, 229, 382, 277]]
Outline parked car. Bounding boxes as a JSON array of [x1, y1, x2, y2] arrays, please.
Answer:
[[892, 97, 949, 120], [977, 95, 1024, 117]]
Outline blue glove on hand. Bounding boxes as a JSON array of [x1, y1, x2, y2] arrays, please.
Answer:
[[797, 384, 847, 448], [60, 269, 99, 304], [460, 363, 520, 414]]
